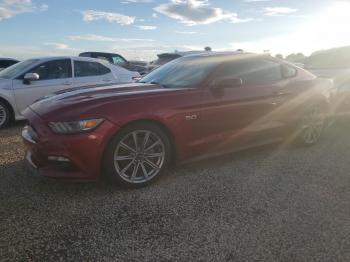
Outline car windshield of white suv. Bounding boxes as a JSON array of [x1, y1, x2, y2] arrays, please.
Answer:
[[0, 59, 39, 79], [141, 56, 219, 88]]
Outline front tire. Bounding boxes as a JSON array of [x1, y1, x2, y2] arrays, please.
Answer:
[[103, 123, 172, 188], [0, 101, 11, 129]]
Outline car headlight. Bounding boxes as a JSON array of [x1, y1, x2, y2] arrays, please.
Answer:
[[48, 119, 104, 134]]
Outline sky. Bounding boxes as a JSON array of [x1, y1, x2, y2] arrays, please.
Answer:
[[0, 0, 350, 61]]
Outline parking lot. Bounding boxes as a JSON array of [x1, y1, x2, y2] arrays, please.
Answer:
[[1, 122, 350, 261]]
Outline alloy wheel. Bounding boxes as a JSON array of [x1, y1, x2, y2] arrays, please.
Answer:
[[0, 104, 7, 127], [113, 130, 166, 184], [301, 106, 325, 145]]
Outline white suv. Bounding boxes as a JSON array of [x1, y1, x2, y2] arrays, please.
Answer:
[[0, 56, 140, 128]]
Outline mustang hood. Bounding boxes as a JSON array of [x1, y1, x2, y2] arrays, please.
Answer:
[[29, 83, 186, 120]]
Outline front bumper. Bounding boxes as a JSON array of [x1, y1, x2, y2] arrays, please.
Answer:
[[21, 110, 118, 180]]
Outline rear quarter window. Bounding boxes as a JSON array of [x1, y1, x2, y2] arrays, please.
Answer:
[[74, 61, 111, 77]]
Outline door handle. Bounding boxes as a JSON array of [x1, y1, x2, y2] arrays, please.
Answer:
[[273, 91, 287, 97], [62, 81, 71, 86], [102, 79, 112, 82], [271, 91, 288, 106]]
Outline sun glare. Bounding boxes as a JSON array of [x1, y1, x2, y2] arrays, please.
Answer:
[[231, 1, 350, 56], [307, 1, 350, 51]]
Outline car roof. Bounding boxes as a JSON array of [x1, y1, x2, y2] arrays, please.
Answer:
[[80, 51, 121, 55], [26, 56, 110, 62], [79, 52, 126, 59], [183, 51, 249, 57], [0, 58, 19, 61], [157, 51, 208, 58], [177, 52, 270, 63], [158, 50, 249, 57]]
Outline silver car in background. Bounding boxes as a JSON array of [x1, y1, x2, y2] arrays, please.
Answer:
[[0, 56, 140, 128]]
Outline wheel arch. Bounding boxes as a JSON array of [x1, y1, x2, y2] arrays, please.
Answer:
[[102, 118, 178, 170]]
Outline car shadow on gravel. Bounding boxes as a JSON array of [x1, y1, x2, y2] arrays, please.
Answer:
[[164, 122, 347, 181]]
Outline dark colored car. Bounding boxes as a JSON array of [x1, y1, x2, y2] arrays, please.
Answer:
[[147, 51, 209, 73], [147, 53, 181, 72], [22, 52, 332, 188], [79, 52, 147, 75], [0, 58, 19, 71]]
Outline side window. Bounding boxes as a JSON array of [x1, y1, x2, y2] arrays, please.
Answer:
[[242, 59, 282, 86], [74, 61, 111, 77], [213, 58, 282, 86], [212, 61, 243, 82], [0, 61, 8, 68], [98, 63, 111, 75], [8, 60, 18, 67], [112, 56, 127, 67], [281, 64, 297, 78], [27, 59, 72, 80], [79, 52, 90, 57]]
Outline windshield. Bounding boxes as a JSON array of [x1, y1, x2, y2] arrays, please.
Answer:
[[141, 56, 219, 88], [112, 56, 127, 67], [0, 59, 39, 79]]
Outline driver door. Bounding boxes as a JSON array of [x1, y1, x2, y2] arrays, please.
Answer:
[[13, 59, 73, 114], [190, 58, 289, 156]]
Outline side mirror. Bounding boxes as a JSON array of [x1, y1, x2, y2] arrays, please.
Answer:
[[23, 73, 39, 84], [213, 78, 243, 89]]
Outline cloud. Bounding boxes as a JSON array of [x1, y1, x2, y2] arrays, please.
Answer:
[[244, 0, 271, 2], [263, 7, 297, 16], [81, 10, 135, 25], [40, 4, 48, 11], [154, 0, 253, 26], [0, 0, 48, 21], [137, 25, 157, 30], [44, 42, 77, 51], [69, 34, 154, 42], [0, 43, 79, 59], [152, 12, 158, 18], [121, 0, 154, 3], [175, 31, 197, 34]]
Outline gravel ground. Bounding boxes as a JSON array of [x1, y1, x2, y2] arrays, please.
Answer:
[[1, 123, 350, 261]]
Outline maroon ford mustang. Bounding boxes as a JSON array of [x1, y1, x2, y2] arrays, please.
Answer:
[[22, 52, 333, 187]]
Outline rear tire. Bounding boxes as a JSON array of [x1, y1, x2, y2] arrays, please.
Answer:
[[0, 101, 11, 129], [103, 123, 172, 188], [297, 104, 326, 146]]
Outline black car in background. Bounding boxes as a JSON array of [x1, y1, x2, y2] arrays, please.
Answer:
[[79, 52, 147, 75], [146, 51, 212, 73], [0, 58, 19, 71], [146, 53, 182, 72]]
